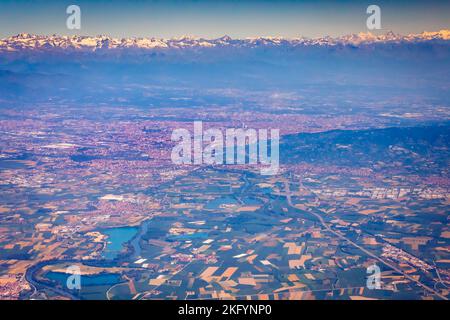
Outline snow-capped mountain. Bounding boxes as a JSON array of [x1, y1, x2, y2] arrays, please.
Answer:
[[0, 30, 449, 52]]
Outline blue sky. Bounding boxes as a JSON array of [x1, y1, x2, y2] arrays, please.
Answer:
[[0, 0, 449, 38]]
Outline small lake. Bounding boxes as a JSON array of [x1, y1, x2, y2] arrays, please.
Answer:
[[102, 226, 138, 260], [205, 196, 239, 210], [46, 271, 121, 287], [241, 197, 263, 205], [0, 160, 29, 170], [167, 232, 209, 242]]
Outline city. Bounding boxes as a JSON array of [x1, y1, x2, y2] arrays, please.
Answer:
[[0, 0, 449, 304]]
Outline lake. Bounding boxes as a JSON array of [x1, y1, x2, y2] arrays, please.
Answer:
[[46, 271, 121, 287], [102, 226, 138, 260]]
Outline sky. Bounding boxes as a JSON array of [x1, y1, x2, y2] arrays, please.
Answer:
[[0, 0, 449, 39]]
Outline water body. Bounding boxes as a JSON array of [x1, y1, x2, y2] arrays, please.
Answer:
[[205, 196, 239, 210], [0, 160, 29, 170], [241, 197, 263, 205], [102, 226, 138, 260], [45, 271, 121, 287], [167, 232, 209, 242], [130, 219, 152, 259]]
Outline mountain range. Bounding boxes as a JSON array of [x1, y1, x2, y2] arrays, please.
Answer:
[[1, 30, 449, 52]]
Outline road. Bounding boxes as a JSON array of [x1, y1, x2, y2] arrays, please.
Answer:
[[282, 179, 448, 300]]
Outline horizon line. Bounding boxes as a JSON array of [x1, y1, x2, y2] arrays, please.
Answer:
[[4, 29, 450, 41]]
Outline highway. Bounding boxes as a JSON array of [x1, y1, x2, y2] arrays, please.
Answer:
[[282, 179, 448, 300]]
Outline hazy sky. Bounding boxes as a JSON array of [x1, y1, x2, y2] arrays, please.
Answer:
[[0, 0, 449, 38]]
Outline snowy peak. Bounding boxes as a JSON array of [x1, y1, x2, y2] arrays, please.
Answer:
[[1, 30, 449, 52], [413, 29, 450, 40]]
